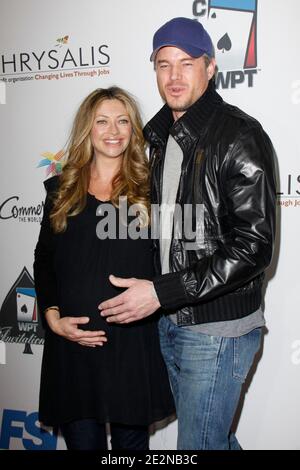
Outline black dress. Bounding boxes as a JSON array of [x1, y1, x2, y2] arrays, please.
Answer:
[[34, 176, 175, 427]]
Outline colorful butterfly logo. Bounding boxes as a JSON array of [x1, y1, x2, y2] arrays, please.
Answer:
[[55, 35, 69, 47], [38, 150, 64, 176]]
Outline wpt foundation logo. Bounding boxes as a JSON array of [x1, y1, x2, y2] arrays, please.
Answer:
[[0, 267, 44, 354], [192, 0, 258, 88]]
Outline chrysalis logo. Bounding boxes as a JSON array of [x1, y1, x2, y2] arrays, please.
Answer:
[[192, 0, 259, 89], [0, 34, 110, 85]]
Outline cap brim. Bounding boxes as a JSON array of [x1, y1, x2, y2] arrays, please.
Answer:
[[150, 42, 207, 61]]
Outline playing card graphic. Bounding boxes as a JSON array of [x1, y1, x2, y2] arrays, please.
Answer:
[[0, 267, 44, 355], [16, 287, 38, 322], [206, 0, 258, 70]]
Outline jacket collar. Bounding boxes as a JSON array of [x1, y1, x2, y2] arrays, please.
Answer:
[[144, 80, 223, 148]]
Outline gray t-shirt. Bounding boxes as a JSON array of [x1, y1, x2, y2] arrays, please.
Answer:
[[159, 135, 265, 337]]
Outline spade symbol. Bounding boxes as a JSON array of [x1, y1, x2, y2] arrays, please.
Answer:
[[217, 33, 232, 53], [211, 12, 217, 18], [21, 303, 28, 313]]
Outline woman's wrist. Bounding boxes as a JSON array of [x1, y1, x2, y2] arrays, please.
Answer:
[[44, 306, 60, 315], [44, 307, 61, 332]]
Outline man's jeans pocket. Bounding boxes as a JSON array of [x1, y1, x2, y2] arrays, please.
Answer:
[[232, 328, 262, 382]]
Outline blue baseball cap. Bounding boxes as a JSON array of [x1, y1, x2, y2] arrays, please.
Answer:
[[150, 17, 213, 62]]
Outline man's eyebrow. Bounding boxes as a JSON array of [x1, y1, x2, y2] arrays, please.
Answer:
[[156, 57, 196, 64], [180, 57, 196, 62]]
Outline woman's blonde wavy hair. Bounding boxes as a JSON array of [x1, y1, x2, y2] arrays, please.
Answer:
[[50, 87, 150, 232]]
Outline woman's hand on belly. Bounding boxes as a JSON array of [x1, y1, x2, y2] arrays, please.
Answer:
[[45, 309, 107, 347]]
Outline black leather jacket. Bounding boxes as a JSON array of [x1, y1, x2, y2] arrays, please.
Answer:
[[144, 82, 276, 326]]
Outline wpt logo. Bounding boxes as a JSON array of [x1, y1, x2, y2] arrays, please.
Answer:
[[0, 267, 45, 354], [193, 0, 259, 88], [0, 80, 6, 104], [207, 0, 257, 70]]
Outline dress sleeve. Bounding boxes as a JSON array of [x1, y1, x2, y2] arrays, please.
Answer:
[[33, 179, 59, 315]]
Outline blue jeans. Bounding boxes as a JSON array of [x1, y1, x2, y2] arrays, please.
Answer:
[[158, 315, 261, 450]]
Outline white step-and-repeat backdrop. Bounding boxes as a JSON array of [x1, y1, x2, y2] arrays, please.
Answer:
[[0, 0, 299, 450]]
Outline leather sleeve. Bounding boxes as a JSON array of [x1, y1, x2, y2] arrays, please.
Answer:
[[153, 126, 277, 310]]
